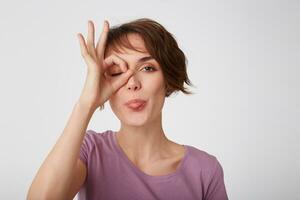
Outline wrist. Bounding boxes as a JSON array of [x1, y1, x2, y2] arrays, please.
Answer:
[[75, 100, 96, 114]]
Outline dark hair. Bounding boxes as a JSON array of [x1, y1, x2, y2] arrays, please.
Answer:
[[100, 18, 195, 110]]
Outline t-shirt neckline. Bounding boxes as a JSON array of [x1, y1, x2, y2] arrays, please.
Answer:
[[110, 130, 189, 181]]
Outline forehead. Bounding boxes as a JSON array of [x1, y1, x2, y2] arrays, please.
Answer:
[[105, 33, 149, 58]]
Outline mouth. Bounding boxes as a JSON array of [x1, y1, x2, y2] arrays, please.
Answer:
[[124, 99, 147, 112]]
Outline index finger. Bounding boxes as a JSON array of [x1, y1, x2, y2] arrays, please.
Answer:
[[96, 20, 109, 59]]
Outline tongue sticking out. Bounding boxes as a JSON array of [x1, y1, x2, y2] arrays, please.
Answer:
[[127, 102, 144, 109]]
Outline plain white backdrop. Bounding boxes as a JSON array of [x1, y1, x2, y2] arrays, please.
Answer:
[[0, 0, 299, 199]]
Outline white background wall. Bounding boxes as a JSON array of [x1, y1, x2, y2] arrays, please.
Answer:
[[0, 0, 299, 199]]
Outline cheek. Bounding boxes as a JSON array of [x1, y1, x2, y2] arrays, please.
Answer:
[[145, 74, 166, 94], [109, 97, 123, 119], [109, 91, 128, 116], [148, 77, 166, 108], [109, 95, 120, 112]]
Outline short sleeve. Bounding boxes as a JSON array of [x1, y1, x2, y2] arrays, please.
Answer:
[[79, 130, 95, 166], [205, 158, 229, 200]]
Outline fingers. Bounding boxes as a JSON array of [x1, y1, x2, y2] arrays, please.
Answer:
[[110, 69, 133, 91], [96, 20, 109, 59], [86, 20, 97, 60], [77, 33, 89, 57], [77, 33, 98, 70], [102, 54, 128, 73], [87, 20, 95, 47]]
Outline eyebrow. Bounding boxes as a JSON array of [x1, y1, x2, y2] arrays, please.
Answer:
[[137, 56, 154, 63]]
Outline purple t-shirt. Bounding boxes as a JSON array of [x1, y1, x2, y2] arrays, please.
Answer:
[[77, 130, 228, 200]]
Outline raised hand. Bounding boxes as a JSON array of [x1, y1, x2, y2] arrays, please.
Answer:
[[77, 20, 133, 111]]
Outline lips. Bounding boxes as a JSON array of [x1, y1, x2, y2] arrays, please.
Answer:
[[125, 99, 147, 110]]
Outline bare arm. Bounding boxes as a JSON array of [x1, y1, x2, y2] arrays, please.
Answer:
[[26, 102, 94, 199], [27, 20, 132, 200]]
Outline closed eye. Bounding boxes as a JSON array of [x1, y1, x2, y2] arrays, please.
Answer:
[[110, 72, 123, 77]]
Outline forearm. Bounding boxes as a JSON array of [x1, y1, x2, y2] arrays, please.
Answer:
[[27, 101, 94, 199]]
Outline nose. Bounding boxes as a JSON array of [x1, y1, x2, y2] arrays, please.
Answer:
[[126, 72, 141, 91]]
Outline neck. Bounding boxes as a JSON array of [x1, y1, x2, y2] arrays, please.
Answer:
[[116, 113, 170, 163]]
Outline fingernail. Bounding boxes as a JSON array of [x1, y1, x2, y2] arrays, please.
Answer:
[[104, 20, 109, 27]]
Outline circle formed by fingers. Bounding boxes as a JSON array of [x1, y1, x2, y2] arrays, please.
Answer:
[[102, 54, 128, 75]]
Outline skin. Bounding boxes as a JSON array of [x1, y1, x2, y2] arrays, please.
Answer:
[[105, 33, 186, 175]]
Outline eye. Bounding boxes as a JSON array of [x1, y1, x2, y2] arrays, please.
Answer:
[[108, 65, 123, 77], [142, 65, 156, 72], [109, 65, 156, 77], [110, 72, 122, 77]]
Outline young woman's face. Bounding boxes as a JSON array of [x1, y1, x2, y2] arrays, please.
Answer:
[[106, 33, 166, 127]]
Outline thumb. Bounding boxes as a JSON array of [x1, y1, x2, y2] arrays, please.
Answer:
[[111, 69, 134, 91]]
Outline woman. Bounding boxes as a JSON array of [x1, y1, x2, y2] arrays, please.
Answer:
[[27, 18, 228, 200]]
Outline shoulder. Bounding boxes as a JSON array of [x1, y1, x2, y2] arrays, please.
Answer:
[[82, 129, 114, 147], [186, 145, 218, 165], [185, 146, 228, 199], [185, 145, 223, 176]]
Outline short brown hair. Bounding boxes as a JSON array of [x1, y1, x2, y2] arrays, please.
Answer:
[[104, 17, 195, 98]]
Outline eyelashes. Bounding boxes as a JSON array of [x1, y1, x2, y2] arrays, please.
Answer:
[[110, 72, 123, 77], [110, 65, 156, 77], [141, 66, 156, 73]]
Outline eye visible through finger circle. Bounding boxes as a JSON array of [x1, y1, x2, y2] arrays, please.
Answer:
[[107, 65, 123, 77], [110, 72, 123, 77]]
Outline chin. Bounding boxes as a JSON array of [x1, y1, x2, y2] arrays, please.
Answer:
[[121, 113, 150, 127], [122, 120, 148, 127]]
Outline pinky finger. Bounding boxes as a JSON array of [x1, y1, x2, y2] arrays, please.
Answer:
[[77, 33, 89, 57], [77, 33, 97, 69]]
